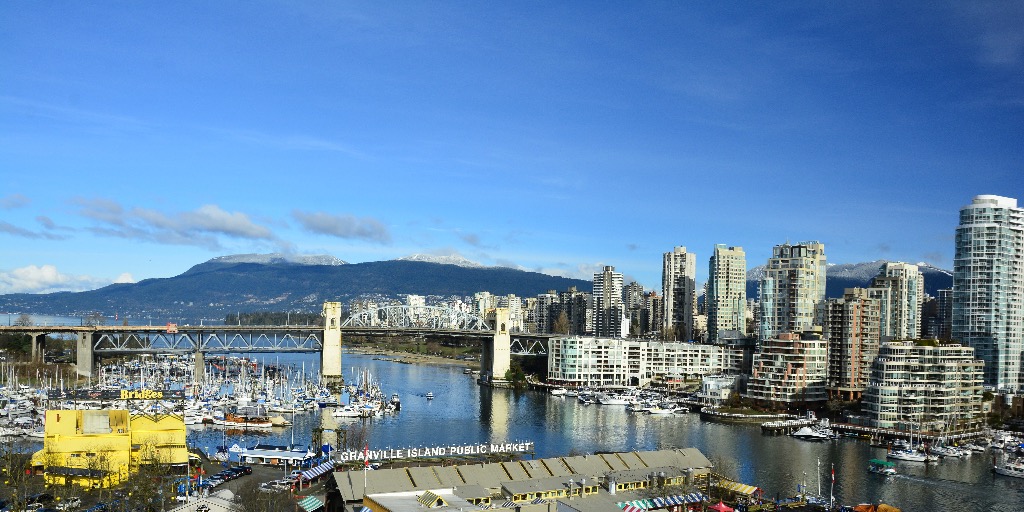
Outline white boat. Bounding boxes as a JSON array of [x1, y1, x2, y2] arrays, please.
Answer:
[[886, 449, 927, 462], [930, 445, 967, 458], [598, 394, 629, 405], [647, 407, 675, 415], [425, 392, 434, 400], [332, 405, 362, 418], [549, 387, 567, 396], [792, 426, 831, 442], [993, 457, 1024, 478]]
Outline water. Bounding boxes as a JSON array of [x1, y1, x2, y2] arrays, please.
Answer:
[[187, 352, 1024, 511]]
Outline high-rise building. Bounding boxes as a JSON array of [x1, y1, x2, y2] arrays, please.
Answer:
[[707, 245, 747, 342], [758, 241, 827, 341], [937, 288, 953, 340], [535, 290, 559, 334], [870, 262, 925, 340], [663, 247, 697, 341], [552, 286, 591, 336], [594, 266, 625, 338], [952, 195, 1024, 391], [823, 288, 883, 400]]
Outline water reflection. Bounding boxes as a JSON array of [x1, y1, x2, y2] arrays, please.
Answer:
[[185, 352, 1024, 511]]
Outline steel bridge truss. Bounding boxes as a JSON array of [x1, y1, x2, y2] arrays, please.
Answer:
[[342, 305, 492, 331], [510, 338, 547, 356], [92, 330, 323, 354]]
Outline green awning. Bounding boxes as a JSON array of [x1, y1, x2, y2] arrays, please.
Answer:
[[297, 496, 324, 512]]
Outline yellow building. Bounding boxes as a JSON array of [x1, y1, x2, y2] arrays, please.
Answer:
[[31, 410, 188, 489]]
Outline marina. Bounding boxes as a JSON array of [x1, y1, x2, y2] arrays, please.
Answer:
[[3, 351, 1024, 511]]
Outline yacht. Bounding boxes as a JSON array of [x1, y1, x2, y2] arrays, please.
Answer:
[[993, 457, 1024, 479], [792, 426, 832, 442], [597, 394, 629, 405], [549, 387, 567, 396], [886, 449, 927, 462]]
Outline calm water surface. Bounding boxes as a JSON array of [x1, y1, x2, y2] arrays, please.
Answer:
[[186, 352, 1024, 512]]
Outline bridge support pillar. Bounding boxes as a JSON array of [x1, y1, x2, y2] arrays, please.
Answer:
[[481, 308, 511, 387], [195, 351, 205, 383], [30, 333, 44, 362], [75, 332, 95, 377], [321, 302, 344, 390]]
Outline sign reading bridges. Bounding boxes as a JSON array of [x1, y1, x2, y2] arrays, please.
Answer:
[[48, 389, 187, 400], [336, 441, 535, 462]]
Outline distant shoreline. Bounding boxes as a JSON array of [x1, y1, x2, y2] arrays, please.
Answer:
[[342, 346, 478, 371]]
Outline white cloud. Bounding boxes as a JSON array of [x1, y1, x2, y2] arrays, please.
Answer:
[[73, 198, 278, 249], [0, 265, 118, 294], [292, 210, 391, 243], [113, 273, 135, 284]]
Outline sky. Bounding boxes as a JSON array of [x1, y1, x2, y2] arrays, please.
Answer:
[[1, 2, 1022, 295]]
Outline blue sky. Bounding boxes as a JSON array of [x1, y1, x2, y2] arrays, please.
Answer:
[[1, 2, 1022, 295]]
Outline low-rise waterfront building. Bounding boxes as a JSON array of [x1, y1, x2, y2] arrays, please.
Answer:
[[745, 331, 828, 409], [331, 448, 713, 512], [31, 410, 188, 489], [546, 337, 745, 388], [857, 340, 985, 434]]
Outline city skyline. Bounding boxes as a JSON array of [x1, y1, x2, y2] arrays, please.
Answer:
[[2, 3, 1022, 295]]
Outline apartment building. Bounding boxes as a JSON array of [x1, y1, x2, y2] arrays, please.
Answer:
[[707, 245, 747, 342], [822, 288, 884, 400], [859, 341, 984, 434], [663, 247, 698, 341], [745, 331, 828, 408], [546, 337, 745, 388], [952, 194, 1024, 391], [758, 242, 827, 341]]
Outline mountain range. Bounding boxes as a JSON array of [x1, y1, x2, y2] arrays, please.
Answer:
[[0, 254, 952, 322], [0, 254, 591, 322]]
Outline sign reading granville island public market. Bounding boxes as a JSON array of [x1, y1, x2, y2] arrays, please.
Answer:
[[336, 441, 535, 462]]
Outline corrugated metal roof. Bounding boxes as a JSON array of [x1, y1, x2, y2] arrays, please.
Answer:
[[407, 466, 441, 489], [432, 466, 465, 487], [561, 455, 612, 478], [615, 452, 648, 470], [521, 459, 552, 479], [501, 461, 531, 480]]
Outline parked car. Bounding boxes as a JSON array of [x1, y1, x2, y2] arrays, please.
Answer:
[[55, 497, 81, 510], [27, 494, 55, 505]]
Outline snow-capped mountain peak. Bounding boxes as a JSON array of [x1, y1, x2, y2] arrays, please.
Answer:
[[396, 254, 485, 268]]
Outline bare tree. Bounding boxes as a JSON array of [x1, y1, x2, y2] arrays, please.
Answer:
[[14, 314, 32, 327], [234, 479, 295, 512], [552, 311, 570, 335], [84, 312, 106, 326]]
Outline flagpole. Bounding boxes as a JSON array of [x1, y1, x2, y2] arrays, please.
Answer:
[[829, 463, 835, 510]]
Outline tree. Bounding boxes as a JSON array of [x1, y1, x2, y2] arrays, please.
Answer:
[[233, 478, 294, 512], [662, 326, 676, 341], [14, 314, 32, 327], [84, 312, 106, 326], [552, 312, 570, 335], [0, 438, 41, 508]]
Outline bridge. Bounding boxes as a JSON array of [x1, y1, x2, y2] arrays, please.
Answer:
[[0, 303, 555, 386]]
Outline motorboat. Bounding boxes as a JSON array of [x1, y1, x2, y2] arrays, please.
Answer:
[[332, 405, 362, 418], [792, 426, 831, 442], [549, 387, 567, 396], [993, 457, 1024, 479], [425, 392, 434, 400], [867, 459, 897, 476], [886, 449, 927, 462]]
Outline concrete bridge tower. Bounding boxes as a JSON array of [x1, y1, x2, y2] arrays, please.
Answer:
[[321, 302, 344, 389], [76, 331, 95, 377], [481, 307, 511, 386]]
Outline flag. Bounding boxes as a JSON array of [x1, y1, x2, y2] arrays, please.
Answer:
[[364, 444, 370, 469], [831, 463, 835, 483]]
